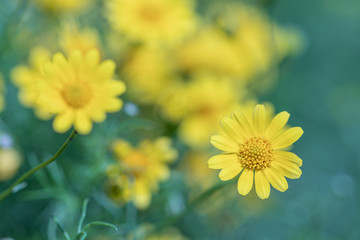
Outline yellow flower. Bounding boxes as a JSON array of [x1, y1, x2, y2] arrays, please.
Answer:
[[122, 46, 175, 104], [39, 49, 126, 134], [0, 73, 4, 112], [107, 138, 177, 209], [0, 149, 21, 181], [35, 0, 92, 13], [177, 74, 241, 148], [59, 22, 100, 55], [107, 0, 197, 45], [209, 104, 303, 199], [176, 26, 244, 78], [11, 47, 52, 119]]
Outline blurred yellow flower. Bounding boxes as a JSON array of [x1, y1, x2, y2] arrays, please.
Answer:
[[11, 47, 52, 119], [107, 138, 177, 209], [177, 75, 241, 148], [176, 27, 244, 78], [35, 0, 92, 13], [0, 73, 5, 112], [122, 46, 175, 104], [107, 0, 197, 44], [0, 149, 21, 181], [209, 104, 303, 199], [59, 22, 100, 55], [39, 49, 126, 134], [180, 151, 217, 191]]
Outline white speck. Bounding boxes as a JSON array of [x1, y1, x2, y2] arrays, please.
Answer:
[[124, 102, 139, 116]]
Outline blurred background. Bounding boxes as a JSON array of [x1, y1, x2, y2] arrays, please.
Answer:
[[1, 0, 360, 239]]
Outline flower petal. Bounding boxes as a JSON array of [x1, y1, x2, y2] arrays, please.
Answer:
[[52, 110, 74, 133], [264, 167, 288, 192], [220, 117, 245, 143], [271, 127, 303, 149], [210, 135, 239, 152], [271, 160, 302, 179], [208, 153, 238, 169], [74, 111, 93, 134], [105, 98, 123, 112], [96, 60, 116, 81], [265, 111, 290, 140], [219, 163, 243, 181], [255, 171, 270, 199], [231, 111, 252, 138], [274, 150, 303, 167], [253, 104, 267, 135], [237, 169, 254, 196]]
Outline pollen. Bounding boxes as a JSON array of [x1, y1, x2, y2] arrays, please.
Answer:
[[238, 136, 274, 171], [62, 82, 92, 109]]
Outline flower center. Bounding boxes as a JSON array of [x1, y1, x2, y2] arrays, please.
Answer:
[[139, 5, 162, 22], [124, 152, 149, 174], [238, 137, 273, 171], [62, 82, 92, 109]]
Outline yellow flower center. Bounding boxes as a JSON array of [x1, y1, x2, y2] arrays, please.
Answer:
[[238, 137, 273, 171], [138, 5, 162, 22], [124, 152, 149, 175], [62, 82, 92, 109]]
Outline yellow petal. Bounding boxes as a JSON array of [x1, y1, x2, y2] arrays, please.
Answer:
[[219, 163, 243, 181], [272, 127, 303, 149], [264, 167, 288, 192], [265, 111, 290, 140], [134, 180, 151, 210], [255, 171, 270, 199], [84, 49, 100, 68], [96, 60, 116, 81], [231, 111, 252, 138], [105, 79, 126, 96], [208, 153, 238, 169], [220, 117, 245, 143], [210, 135, 239, 152], [74, 111, 93, 134], [274, 150, 303, 167], [237, 169, 254, 196], [105, 98, 123, 112], [271, 160, 302, 179], [68, 50, 83, 68], [52, 110, 74, 133], [253, 104, 267, 135]]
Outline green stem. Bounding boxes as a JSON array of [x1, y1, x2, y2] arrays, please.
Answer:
[[148, 179, 236, 237], [0, 130, 78, 202]]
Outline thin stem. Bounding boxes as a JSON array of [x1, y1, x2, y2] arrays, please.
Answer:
[[0, 130, 78, 202], [148, 179, 236, 237]]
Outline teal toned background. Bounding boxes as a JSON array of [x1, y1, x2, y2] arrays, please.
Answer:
[[1, 0, 360, 239]]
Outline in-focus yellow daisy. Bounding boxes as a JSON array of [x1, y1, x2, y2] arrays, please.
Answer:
[[106, 138, 177, 209], [209, 104, 303, 199], [107, 0, 197, 45], [59, 22, 100, 55], [39, 49, 126, 134]]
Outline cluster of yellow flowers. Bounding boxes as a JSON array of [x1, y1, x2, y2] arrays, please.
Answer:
[[106, 138, 178, 209], [7, 0, 305, 214]]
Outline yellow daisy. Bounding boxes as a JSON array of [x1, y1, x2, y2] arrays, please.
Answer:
[[107, 0, 197, 44], [39, 49, 126, 134], [209, 104, 303, 199]]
